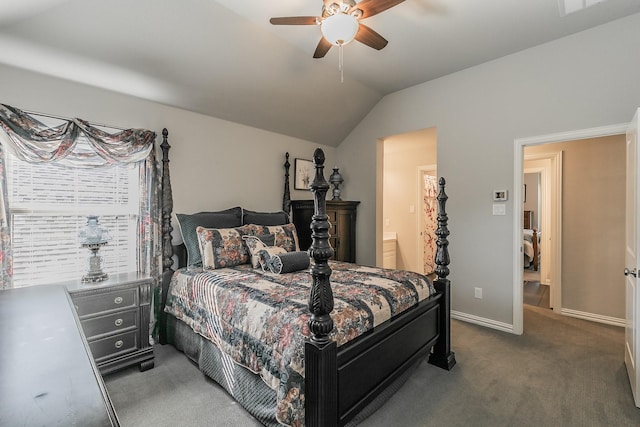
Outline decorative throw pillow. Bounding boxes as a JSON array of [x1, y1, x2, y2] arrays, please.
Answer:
[[265, 251, 310, 274], [196, 224, 256, 269], [174, 207, 242, 266], [263, 223, 300, 253], [257, 246, 287, 272], [243, 234, 276, 268]]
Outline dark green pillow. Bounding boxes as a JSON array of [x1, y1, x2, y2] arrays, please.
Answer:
[[242, 209, 290, 226], [175, 207, 242, 266]]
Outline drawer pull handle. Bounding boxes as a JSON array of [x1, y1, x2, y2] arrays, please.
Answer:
[[114, 318, 123, 327], [115, 340, 124, 349], [114, 296, 123, 304]]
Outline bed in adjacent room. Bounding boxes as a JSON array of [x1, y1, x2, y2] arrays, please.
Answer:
[[157, 130, 456, 426], [524, 228, 540, 270]]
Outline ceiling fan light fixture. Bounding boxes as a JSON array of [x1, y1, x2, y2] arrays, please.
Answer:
[[321, 13, 359, 46]]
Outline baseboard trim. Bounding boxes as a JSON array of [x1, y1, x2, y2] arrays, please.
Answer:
[[559, 308, 625, 327], [451, 310, 516, 334]]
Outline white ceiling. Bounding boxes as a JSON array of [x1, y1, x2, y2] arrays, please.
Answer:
[[1, 0, 639, 146]]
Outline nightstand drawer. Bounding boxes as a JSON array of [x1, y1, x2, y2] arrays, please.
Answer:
[[89, 330, 138, 361], [81, 309, 138, 339], [74, 288, 137, 317]]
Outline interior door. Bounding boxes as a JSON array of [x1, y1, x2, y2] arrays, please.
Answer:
[[625, 108, 640, 407]]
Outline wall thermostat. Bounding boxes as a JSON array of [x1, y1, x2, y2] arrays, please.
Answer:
[[493, 190, 508, 201]]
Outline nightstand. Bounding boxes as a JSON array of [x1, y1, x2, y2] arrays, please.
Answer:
[[65, 272, 155, 375]]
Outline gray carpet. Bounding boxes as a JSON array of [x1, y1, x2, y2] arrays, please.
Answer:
[[523, 280, 550, 309], [105, 307, 640, 426]]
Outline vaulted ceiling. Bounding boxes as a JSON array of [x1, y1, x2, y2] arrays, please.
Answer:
[[1, 0, 639, 146]]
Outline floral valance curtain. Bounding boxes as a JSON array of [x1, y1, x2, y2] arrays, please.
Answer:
[[0, 103, 154, 167], [0, 103, 161, 290]]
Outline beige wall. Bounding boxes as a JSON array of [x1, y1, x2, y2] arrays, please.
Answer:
[[383, 128, 437, 272], [526, 135, 626, 319], [337, 13, 640, 326], [0, 63, 337, 246]]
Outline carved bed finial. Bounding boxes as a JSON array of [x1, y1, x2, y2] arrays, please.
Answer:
[[434, 177, 450, 280], [308, 148, 335, 344], [283, 152, 291, 216], [161, 128, 174, 272]]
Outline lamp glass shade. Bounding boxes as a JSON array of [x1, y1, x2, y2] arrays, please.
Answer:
[[321, 13, 359, 46], [78, 215, 111, 246]]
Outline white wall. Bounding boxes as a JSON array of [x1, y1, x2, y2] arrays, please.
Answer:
[[0, 64, 336, 244], [337, 13, 640, 328]]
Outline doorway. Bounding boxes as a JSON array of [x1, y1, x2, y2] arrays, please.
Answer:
[[513, 123, 627, 334], [522, 169, 547, 308], [379, 127, 437, 272], [522, 155, 555, 309]]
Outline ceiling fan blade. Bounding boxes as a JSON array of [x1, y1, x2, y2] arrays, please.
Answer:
[[355, 24, 388, 50], [352, 0, 406, 19], [270, 16, 318, 25], [313, 38, 332, 58]]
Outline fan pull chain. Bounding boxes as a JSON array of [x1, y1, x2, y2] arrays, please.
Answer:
[[339, 44, 344, 83]]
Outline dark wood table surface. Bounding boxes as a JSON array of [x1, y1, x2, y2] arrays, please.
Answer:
[[0, 285, 119, 426]]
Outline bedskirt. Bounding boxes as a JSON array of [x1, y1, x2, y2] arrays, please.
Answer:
[[166, 314, 281, 426], [165, 313, 425, 426]]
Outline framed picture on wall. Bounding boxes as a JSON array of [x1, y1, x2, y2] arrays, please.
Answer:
[[294, 158, 314, 190]]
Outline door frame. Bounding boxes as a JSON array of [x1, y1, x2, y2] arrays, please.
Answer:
[[416, 165, 437, 274], [513, 123, 627, 334]]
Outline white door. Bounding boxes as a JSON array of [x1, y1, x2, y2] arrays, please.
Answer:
[[625, 108, 640, 407]]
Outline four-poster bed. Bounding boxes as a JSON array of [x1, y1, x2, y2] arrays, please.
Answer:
[[524, 228, 539, 271], [157, 129, 456, 426]]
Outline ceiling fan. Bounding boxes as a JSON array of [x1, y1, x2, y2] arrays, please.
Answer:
[[270, 0, 406, 59]]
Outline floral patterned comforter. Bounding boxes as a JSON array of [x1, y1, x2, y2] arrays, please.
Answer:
[[164, 261, 435, 426]]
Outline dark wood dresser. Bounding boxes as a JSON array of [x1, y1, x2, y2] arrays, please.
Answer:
[[64, 272, 154, 375], [0, 285, 120, 426], [291, 199, 360, 262]]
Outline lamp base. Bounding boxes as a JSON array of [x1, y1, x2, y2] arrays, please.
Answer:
[[82, 244, 108, 283], [82, 271, 109, 283]]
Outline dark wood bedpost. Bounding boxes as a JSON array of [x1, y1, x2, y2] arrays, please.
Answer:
[[428, 177, 456, 370], [305, 148, 338, 427], [159, 128, 174, 345], [283, 152, 291, 216]]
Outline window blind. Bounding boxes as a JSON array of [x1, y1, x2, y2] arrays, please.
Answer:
[[7, 145, 139, 287]]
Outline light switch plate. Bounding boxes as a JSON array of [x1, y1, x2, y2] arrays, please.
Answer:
[[492, 204, 506, 215]]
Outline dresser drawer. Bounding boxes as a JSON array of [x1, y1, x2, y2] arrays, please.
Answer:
[[81, 309, 138, 339], [89, 330, 138, 361], [73, 287, 138, 317]]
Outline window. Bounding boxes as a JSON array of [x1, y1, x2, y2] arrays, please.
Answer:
[[6, 142, 140, 287]]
